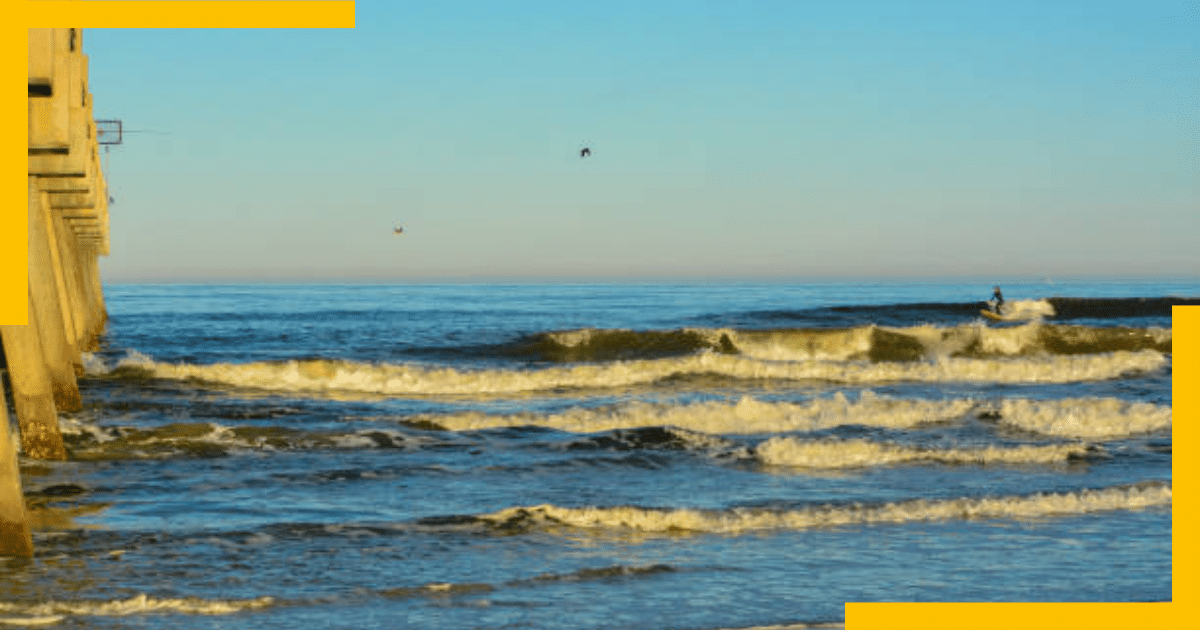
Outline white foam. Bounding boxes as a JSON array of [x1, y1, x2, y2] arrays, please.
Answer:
[[128, 349, 1166, 396], [56, 416, 120, 444], [0, 616, 64, 627], [425, 394, 1169, 442], [115, 349, 156, 370], [755, 438, 1091, 469], [55, 393, 1170, 455], [79, 352, 109, 376], [546, 328, 605, 348], [894, 322, 1047, 358], [480, 482, 1170, 534], [995, 398, 1172, 439], [428, 392, 976, 434], [58, 420, 264, 457], [726, 327, 876, 362], [0, 594, 274, 618], [999, 298, 1057, 321]]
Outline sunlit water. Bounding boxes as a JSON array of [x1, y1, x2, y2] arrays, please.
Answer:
[[3, 280, 1189, 629]]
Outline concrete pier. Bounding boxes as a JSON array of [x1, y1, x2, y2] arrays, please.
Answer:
[[1, 28, 109, 555], [1, 385, 33, 558]]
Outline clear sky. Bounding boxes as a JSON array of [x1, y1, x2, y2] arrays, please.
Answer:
[[86, 0, 1198, 282]]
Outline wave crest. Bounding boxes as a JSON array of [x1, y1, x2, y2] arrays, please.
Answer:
[[92, 349, 1167, 396], [476, 482, 1170, 535]]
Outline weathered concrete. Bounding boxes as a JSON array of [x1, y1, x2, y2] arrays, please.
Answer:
[[37, 184, 82, 375], [28, 178, 82, 411], [0, 384, 34, 558], [0, 300, 68, 461], [52, 210, 88, 347]]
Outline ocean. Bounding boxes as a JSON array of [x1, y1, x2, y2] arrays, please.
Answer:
[[1, 280, 1187, 629]]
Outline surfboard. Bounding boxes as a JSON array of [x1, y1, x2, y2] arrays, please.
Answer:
[[980, 309, 1005, 321]]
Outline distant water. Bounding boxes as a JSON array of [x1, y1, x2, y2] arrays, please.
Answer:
[[3, 280, 1189, 629]]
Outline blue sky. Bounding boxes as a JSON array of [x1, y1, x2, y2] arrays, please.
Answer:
[[86, 0, 1197, 281]]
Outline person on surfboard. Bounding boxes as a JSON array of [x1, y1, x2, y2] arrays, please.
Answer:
[[989, 286, 1004, 314]]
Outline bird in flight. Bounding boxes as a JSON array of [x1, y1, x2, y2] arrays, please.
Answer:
[[580, 147, 591, 158]]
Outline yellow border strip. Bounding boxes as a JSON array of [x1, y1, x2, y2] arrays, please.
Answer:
[[24, 1, 356, 29], [2, 3, 1185, 628], [2, 15, 26, 324]]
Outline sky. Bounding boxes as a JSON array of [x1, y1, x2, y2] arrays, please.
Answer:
[[84, 0, 1198, 282]]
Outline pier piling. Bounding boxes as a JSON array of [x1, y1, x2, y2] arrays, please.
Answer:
[[1, 28, 109, 553], [0, 385, 33, 558]]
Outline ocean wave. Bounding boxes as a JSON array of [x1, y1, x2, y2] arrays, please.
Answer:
[[754, 296, 1196, 325], [92, 348, 1167, 396], [57, 393, 1169, 462], [0, 594, 274, 619], [754, 438, 1095, 469], [427, 393, 1168, 441], [527, 322, 1171, 363], [990, 397, 1173, 439], [422, 392, 977, 434], [382, 563, 678, 600], [475, 482, 1170, 535], [57, 417, 427, 460]]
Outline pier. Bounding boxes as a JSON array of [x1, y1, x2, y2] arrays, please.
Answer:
[[2, 28, 108, 557]]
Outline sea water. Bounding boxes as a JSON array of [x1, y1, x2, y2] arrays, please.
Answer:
[[1, 280, 1188, 629]]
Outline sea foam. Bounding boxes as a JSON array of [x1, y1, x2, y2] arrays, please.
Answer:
[[0, 595, 274, 620], [478, 482, 1170, 535], [423, 393, 1168, 441], [754, 438, 1093, 469], [994, 397, 1172, 439], [104, 349, 1167, 396], [424, 392, 976, 434]]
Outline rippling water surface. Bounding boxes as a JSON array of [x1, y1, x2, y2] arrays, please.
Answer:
[[3, 280, 1188, 628]]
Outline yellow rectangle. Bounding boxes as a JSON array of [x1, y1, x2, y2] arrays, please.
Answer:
[[846, 602, 1177, 629], [24, 2, 356, 29]]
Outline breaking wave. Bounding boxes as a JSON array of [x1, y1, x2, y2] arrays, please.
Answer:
[[0, 594, 274, 622], [990, 397, 1173, 439], [751, 296, 1196, 326], [421, 392, 977, 434], [92, 349, 1167, 396], [526, 322, 1171, 363], [56, 392, 1169, 463], [475, 482, 1170, 535], [754, 438, 1095, 469], [56, 417, 426, 460], [426, 394, 1168, 441]]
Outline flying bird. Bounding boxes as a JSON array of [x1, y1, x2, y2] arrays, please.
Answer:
[[580, 147, 591, 158]]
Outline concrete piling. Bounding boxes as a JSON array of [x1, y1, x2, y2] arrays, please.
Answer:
[[28, 178, 83, 411], [0, 301, 69, 461], [0, 385, 34, 558], [2, 28, 109, 554]]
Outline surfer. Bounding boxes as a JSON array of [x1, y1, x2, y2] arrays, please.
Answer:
[[989, 286, 1004, 314]]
